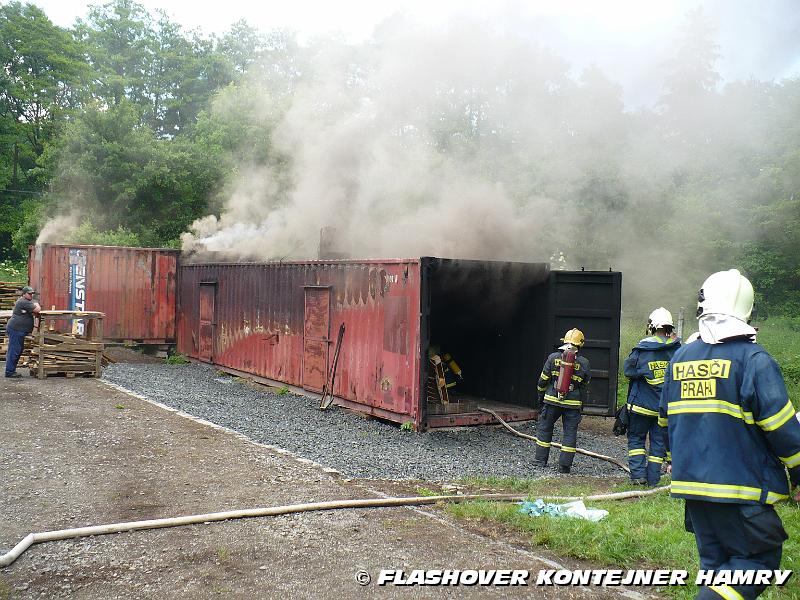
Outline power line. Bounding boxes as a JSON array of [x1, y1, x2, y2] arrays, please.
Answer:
[[0, 188, 43, 195]]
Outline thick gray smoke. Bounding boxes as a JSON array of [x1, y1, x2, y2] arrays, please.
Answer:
[[180, 7, 796, 313], [181, 17, 591, 264]]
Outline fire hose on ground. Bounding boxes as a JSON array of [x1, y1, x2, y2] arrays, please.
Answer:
[[0, 486, 671, 568], [2, 402, 662, 568], [477, 407, 632, 474]]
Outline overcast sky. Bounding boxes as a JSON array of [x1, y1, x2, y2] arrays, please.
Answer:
[[25, 0, 800, 106]]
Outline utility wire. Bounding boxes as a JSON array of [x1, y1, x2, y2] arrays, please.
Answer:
[[0, 188, 44, 195]]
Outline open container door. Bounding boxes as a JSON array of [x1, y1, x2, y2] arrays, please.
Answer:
[[545, 270, 622, 416], [420, 257, 551, 428]]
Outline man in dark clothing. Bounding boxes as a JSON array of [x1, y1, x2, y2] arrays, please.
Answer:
[[5, 285, 40, 378], [534, 328, 591, 474], [624, 307, 681, 486], [660, 269, 800, 600]]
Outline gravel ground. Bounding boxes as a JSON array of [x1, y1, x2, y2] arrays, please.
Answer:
[[104, 363, 628, 481]]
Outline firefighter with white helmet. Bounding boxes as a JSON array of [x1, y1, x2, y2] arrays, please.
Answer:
[[659, 269, 800, 600], [534, 328, 591, 474], [623, 307, 681, 485]]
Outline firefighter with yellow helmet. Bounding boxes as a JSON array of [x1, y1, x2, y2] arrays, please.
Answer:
[[534, 328, 591, 473], [660, 269, 800, 600], [623, 307, 681, 485]]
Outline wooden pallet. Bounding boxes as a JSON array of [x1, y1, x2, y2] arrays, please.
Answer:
[[28, 311, 106, 379], [0, 310, 33, 364], [0, 281, 25, 310]]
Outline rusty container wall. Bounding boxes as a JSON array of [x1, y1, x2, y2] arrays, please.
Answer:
[[177, 260, 423, 427], [28, 244, 179, 343]]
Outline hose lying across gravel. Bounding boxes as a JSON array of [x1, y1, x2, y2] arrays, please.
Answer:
[[477, 407, 632, 474], [0, 488, 670, 568]]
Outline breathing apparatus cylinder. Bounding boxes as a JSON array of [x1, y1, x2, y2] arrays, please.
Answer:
[[443, 353, 462, 379], [555, 348, 576, 397]]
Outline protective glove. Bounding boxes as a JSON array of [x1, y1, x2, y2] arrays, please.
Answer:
[[612, 404, 629, 436]]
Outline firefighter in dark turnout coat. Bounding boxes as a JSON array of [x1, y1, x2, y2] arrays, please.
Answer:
[[535, 328, 591, 473], [624, 307, 681, 485], [660, 270, 800, 600]]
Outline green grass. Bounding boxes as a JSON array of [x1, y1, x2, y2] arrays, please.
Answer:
[[756, 316, 800, 409], [462, 475, 603, 497], [617, 316, 800, 409], [166, 352, 190, 365], [447, 478, 800, 600], [0, 258, 26, 282], [617, 318, 644, 406]]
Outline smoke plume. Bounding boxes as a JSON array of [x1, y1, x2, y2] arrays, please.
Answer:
[[173, 8, 797, 313], [36, 212, 82, 245]]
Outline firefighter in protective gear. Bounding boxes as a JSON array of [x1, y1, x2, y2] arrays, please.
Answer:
[[534, 328, 591, 474], [660, 270, 800, 600], [624, 307, 680, 486]]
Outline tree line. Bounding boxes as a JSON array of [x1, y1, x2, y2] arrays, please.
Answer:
[[0, 1, 798, 312]]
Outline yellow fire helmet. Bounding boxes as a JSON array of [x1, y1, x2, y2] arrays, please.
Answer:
[[561, 328, 585, 348]]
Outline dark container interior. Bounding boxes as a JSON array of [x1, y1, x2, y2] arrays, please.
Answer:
[[423, 258, 549, 412], [421, 258, 621, 425]]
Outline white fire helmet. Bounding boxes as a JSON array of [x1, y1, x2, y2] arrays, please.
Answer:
[[696, 269, 754, 322], [647, 307, 673, 333]]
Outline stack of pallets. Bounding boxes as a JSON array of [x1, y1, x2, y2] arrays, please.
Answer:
[[28, 311, 106, 379], [1, 309, 11, 361], [0, 309, 33, 364], [0, 281, 24, 310]]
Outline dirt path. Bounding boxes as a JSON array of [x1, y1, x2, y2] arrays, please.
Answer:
[[0, 376, 653, 599]]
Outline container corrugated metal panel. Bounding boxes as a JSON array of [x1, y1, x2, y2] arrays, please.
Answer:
[[177, 260, 422, 426], [28, 244, 179, 343], [546, 270, 622, 416]]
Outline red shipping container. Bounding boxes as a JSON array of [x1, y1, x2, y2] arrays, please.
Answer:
[[178, 258, 622, 429], [28, 244, 179, 344]]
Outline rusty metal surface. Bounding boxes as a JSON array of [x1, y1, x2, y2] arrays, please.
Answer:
[[426, 407, 539, 428], [302, 287, 330, 392], [28, 244, 178, 343], [198, 283, 215, 362], [177, 260, 422, 426]]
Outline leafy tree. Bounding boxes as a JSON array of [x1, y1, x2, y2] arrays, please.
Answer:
[[0, 2, 88, 176], [40, 100, 221, 246], [65, 220, 141, 246], [0, 2, 87, 256], [658, 8, 722, 155], [77, 0, 153, 109]]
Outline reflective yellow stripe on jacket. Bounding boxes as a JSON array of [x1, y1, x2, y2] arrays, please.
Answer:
[[628, 403, 659, 417], [668, 400, 754, 423], [779, 449, 800, 469], [671, 480, 788, 504], [756, 400, 796, 432], [543, 394, 581, 407]]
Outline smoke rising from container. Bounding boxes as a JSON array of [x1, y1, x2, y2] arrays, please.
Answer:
[[182, 13, 700, 311], [36, 212, 81, 245], [182, 4, 800, 319], [182, 18, 579, 263]]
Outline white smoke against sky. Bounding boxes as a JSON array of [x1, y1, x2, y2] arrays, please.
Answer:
[[180, 2, 797, 319], [182, 14, 582, 263]]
